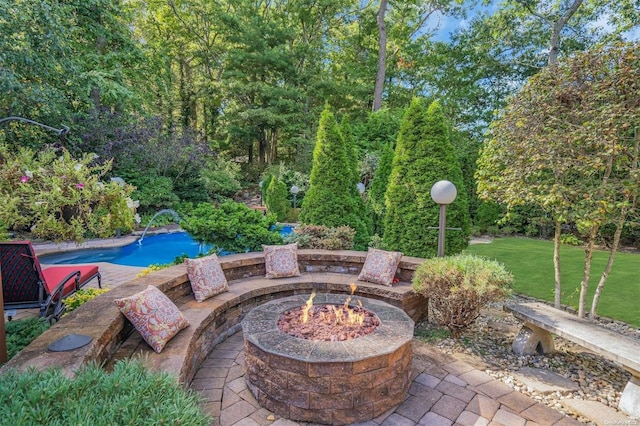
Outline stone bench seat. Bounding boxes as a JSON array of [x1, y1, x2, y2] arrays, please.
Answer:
[[2, 249, 427, 393], [106, 271, 427, 386], [505, 302, 640, 417]]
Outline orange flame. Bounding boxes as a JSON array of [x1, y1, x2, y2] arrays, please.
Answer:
[[301, 292, 316, 323], [350, 283, 357, 295], [300, 290, 366, 326]]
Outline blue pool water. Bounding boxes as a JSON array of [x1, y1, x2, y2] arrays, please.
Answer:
[[41, 226, 294, 267]]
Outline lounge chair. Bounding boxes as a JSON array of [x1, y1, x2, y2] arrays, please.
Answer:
[[1, 241, 101, 322]]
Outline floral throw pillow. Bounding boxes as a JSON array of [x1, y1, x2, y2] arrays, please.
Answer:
[[184, 254, 229, 302], [114, 285, 189, 353], [263, 243, 301, 279], [357, 248, 403, 286]]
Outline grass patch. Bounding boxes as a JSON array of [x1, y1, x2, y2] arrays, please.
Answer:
[[466, 237, 640, 327]]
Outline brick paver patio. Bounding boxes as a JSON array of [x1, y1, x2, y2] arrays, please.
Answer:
[[192, 333, 583, 426]]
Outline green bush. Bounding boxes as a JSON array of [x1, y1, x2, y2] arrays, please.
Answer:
[[4, 317, 50, 361], [412, 254, 513, 338], [201, 157, 242, 200], [265, 176, 291, 222], [124, 172, 179, 214], [474, 201, 505, 233], [261, 174, 274, 207], [168, 164, 210, 204], [0, 359, 210, 425], [284, 224, 355, 250], [182, 201, 282, 253]]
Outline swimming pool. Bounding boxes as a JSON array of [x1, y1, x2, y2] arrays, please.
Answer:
[[40, 226, 294, 267]]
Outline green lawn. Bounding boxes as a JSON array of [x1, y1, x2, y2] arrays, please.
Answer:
[[465, 237, 640, 328]]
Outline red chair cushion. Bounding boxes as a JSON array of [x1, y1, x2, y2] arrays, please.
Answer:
[[42, 265, 100, 297]]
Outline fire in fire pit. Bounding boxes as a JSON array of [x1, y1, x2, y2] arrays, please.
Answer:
[[277, 288, 380, 341], [242, 293, 414, 425]]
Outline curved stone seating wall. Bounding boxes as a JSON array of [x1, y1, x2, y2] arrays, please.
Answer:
[[1, 249, 427, 387]]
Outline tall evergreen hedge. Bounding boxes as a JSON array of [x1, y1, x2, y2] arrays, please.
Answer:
[[299, 105, 370, 249], [340, 115, 373, 236], [368, 140, 394, 235], [383, 99, 470, 258]]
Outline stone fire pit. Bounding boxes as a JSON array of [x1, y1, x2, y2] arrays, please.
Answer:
[[242, 293, 414, 425]]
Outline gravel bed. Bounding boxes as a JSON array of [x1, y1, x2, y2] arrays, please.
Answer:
[[415, 295, 637, 424]]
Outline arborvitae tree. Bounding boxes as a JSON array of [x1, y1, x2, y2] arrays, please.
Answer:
[[383, 99, 470, 258], [300, 105, 370, 249], [339, 115, 360, 186], [368, 140, 394, 235], [265, 176, 291, 222], [340, 115, 374, 236]]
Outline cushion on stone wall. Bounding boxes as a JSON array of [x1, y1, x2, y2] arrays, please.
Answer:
[[114, 285, 189, 353], [184, 254, 229, 302], [357, 247, 403, 286], [263, 243, 301, 279]]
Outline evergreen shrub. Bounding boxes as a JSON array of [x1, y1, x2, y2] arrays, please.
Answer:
[[299, 105, 370, 249], [0, 359, 210, 425], [383, 99, 470, 257], [182, 201, 282, 253], [265, 177, 291, 222]]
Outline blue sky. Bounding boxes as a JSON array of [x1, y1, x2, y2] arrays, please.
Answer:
[[429, 2, 499, 42], [428, 2, 639, 43]]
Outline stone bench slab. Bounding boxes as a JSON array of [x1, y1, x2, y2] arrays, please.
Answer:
[[506, 302, 640, 375], [505, 302, 640, 417]]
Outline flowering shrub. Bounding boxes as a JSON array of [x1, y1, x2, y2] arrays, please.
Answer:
[[0, 145, 137, 241]]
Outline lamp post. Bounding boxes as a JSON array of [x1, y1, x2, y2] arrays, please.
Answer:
[[430, 180, 457, 257], [290, 185, 299, 209], [258, 181, 264, 206]]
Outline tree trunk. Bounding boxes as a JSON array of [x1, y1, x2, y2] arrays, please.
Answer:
[[591, 130, 639, 318], [548, 0, 583, 66], [258, 130, 266, 165], [553, 220, 562, 308], [373, 0, 388, 112], [590, 216, 624, 320], [578, 225, 598, 318], [268, 129, 278, 165]]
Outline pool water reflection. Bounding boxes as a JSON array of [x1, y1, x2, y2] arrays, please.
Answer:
[[41, 227, 293, 267]]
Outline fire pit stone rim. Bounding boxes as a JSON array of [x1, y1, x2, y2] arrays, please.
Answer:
[[241, 293, 414, 363]]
